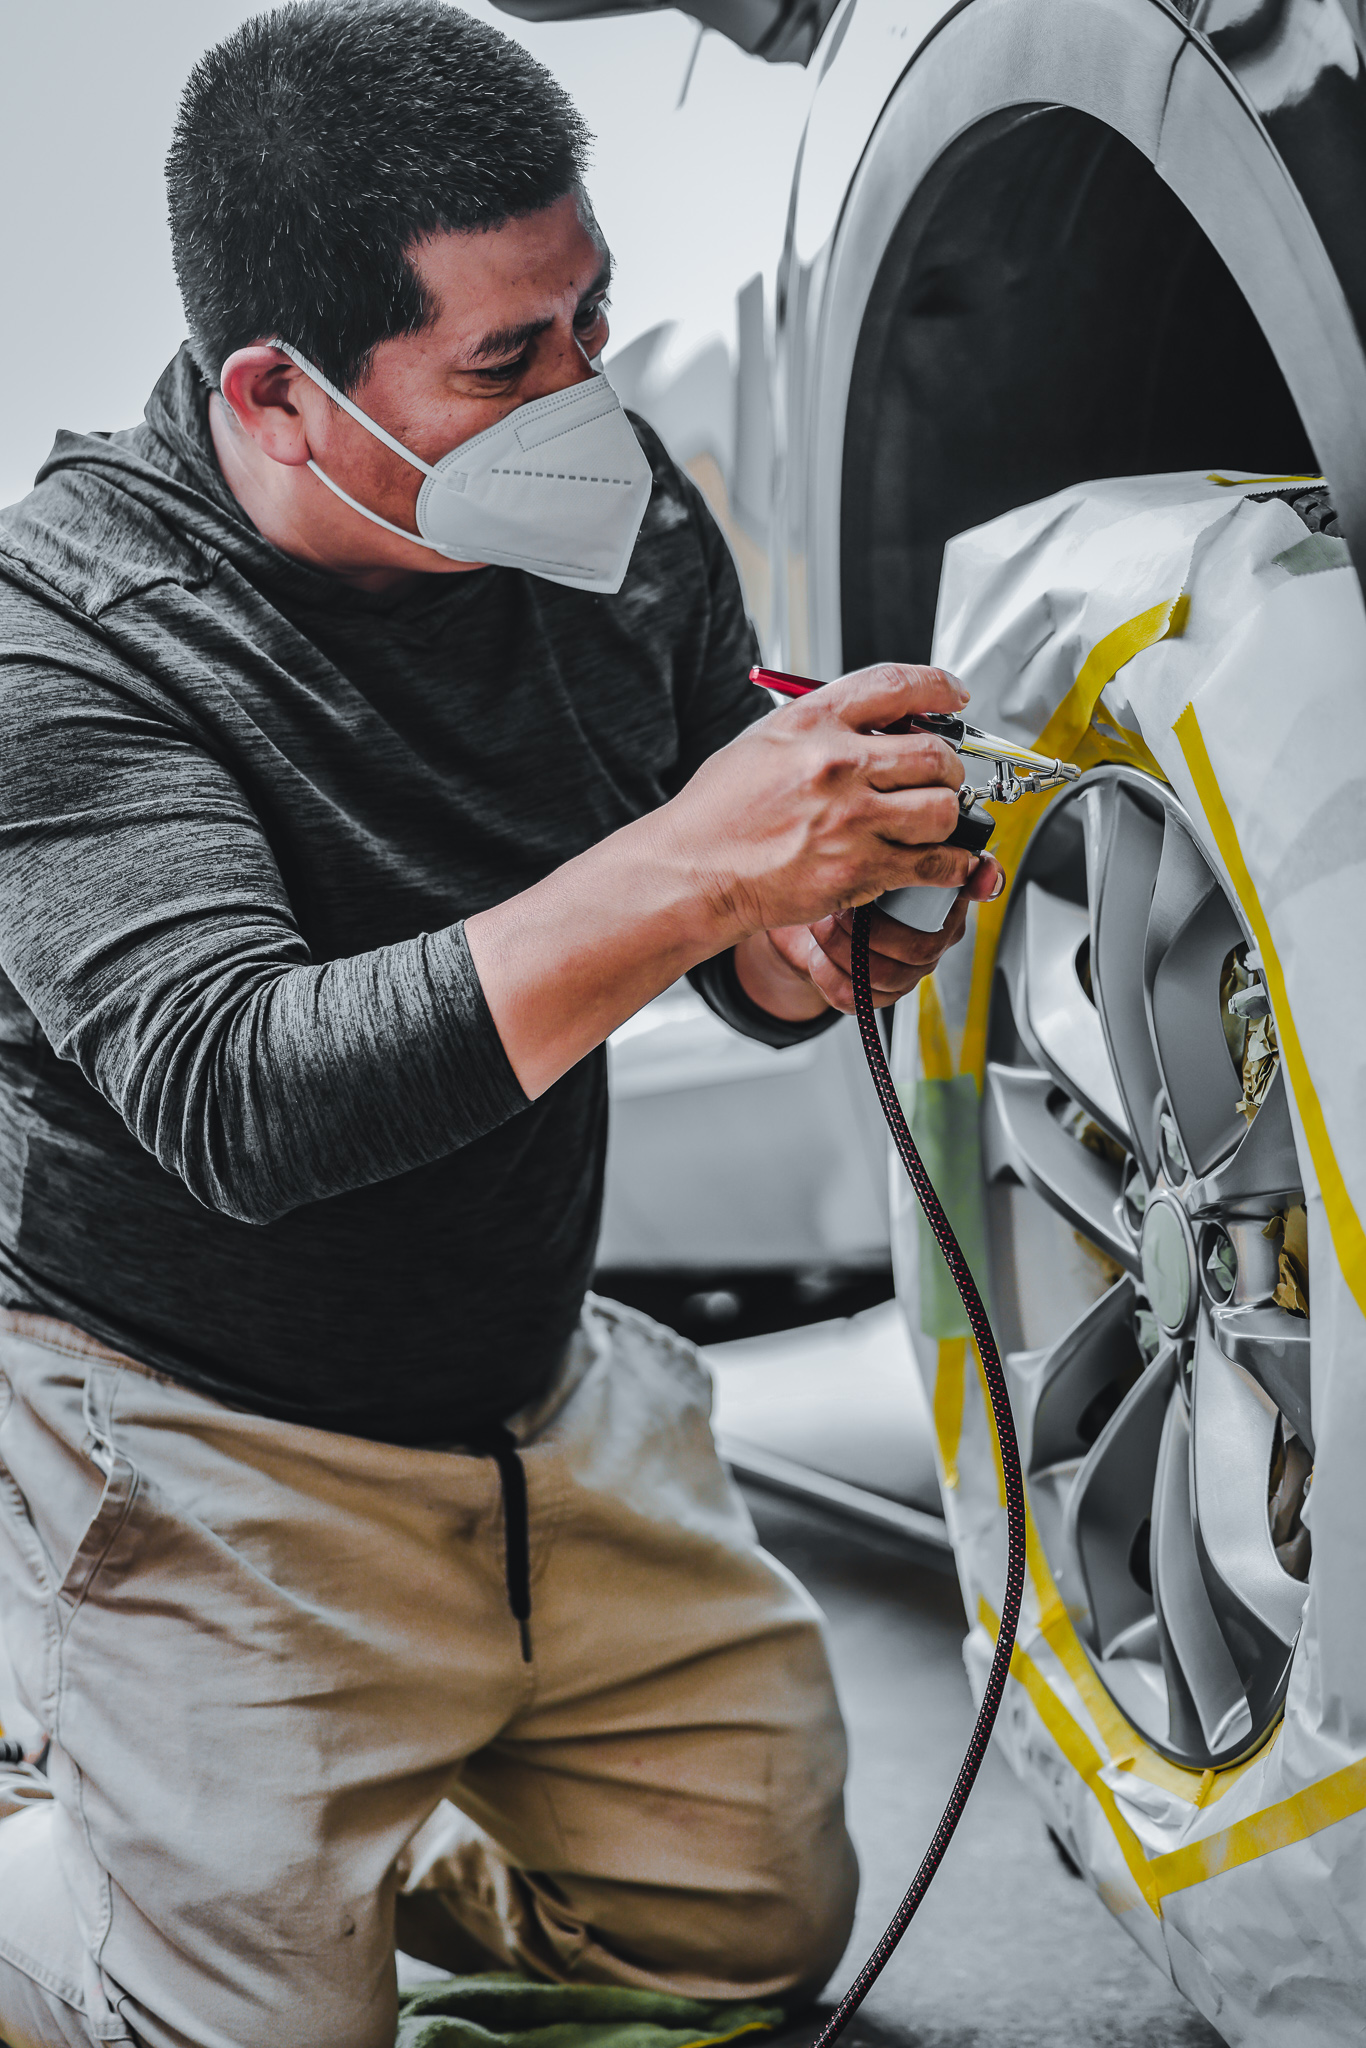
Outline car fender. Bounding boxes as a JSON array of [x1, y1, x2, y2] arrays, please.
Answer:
[[774, 0, 1366, 682]]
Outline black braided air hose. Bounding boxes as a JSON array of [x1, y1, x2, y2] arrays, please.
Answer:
[[810, 905, 1028, 2048]]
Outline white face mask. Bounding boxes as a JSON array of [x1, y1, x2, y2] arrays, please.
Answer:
[[271, 340, 653, 595]]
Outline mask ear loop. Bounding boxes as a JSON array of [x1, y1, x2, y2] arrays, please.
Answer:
[[270, 339, 437, 478], [268, 339, 480, 560], [301, 459, 470, 557]]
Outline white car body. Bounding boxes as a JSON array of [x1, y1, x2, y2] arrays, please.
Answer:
[[490, 0, 1366, 2028]]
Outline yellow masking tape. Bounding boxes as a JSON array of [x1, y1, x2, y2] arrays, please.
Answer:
[[1175, 702, 1366, 1324], [680, 2027, 776, 2048], [922, 978, 966, 1489], [1147, 1754, 1366, 1897], [917, 974, 954, 1083], [986, 1591, 1366, 1906], [958, 598, 1181, 1082], [1055, 597, 1188, 759], [1207, 473, 1324, 488], [933, 1336, 966, 1491], [979, 1596, 1161, 1913]]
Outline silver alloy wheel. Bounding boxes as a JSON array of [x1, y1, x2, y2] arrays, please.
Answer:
[[983, 766, 1313, 1768]]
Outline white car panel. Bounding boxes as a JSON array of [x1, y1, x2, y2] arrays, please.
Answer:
[[706, 1296, 941, 1510], [601, 985, 891, 1270]]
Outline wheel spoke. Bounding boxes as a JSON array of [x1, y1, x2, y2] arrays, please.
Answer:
[[1022, 1276, 1140, 1473], [1208, 1303, 1312, 1453], [1189, 1064, 1302, 1214], [1143, 816, 1247, 1178], [1064, 1345, 1175, 1657], [982, 1062, 1137, 1273], [1190, 1316, 1311, 1653], [1150, 1387, 1253, 1759], [1016, 883, 1127, 1141], [1084, 783, 1165, 1179]]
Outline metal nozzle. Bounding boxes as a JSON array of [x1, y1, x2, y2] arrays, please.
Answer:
[[957, 723, 1079, 781], [945, 724, 1081, 810], [907, 712, 1079, 786]]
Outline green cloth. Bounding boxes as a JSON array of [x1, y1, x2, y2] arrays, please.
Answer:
[[1273, 533, 1352, 577], [396, 1974, 784, 2048], [907, 1075, 991, 1340]]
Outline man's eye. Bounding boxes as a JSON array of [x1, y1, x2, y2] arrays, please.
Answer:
[[575, 297, 609, 332], [474, 354, 530, 383]]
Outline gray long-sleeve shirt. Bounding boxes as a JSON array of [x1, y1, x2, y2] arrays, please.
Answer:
[[0, 348, 786, 1442]]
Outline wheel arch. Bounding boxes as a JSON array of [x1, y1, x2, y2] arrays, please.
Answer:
[[791, 0, 1366, 677]]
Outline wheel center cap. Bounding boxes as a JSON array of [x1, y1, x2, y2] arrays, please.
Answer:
[[1141, 1196, 1195, 1336]]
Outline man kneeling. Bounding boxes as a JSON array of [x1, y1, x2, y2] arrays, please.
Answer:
[[0, 5, 998, 2043]]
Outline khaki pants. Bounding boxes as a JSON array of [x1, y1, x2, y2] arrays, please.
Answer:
[[0, 1298, 857, 2048]]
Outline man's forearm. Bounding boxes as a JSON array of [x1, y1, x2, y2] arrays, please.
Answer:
[[464, 847, 831, 1105], [464, 808, 738, 1101]]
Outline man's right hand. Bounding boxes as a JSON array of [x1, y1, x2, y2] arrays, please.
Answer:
[[653, 663, 977, 944]]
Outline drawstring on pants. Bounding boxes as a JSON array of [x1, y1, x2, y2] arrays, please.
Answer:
[[470, 1424, 533, 1663]]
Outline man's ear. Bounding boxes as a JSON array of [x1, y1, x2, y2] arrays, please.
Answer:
[[218, 346, 313, 467]]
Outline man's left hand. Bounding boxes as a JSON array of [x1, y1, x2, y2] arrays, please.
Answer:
[[734, 854, 1004, 1019]]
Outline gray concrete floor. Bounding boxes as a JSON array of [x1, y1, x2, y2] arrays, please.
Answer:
[[745, 1490, 1226, 2048]]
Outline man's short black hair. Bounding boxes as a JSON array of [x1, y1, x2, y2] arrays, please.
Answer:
[[167, 0, 592, 391]]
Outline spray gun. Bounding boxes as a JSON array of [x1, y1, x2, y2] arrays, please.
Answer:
[[750, 666, 1080, 931]]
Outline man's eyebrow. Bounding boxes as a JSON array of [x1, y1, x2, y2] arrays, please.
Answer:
[[466, 259, 614, 365], [467, 316, 553, 365]]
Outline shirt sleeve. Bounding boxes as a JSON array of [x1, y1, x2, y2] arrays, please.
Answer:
[[0, 605, 529, 1227], [686, 946, 842, 1049]]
